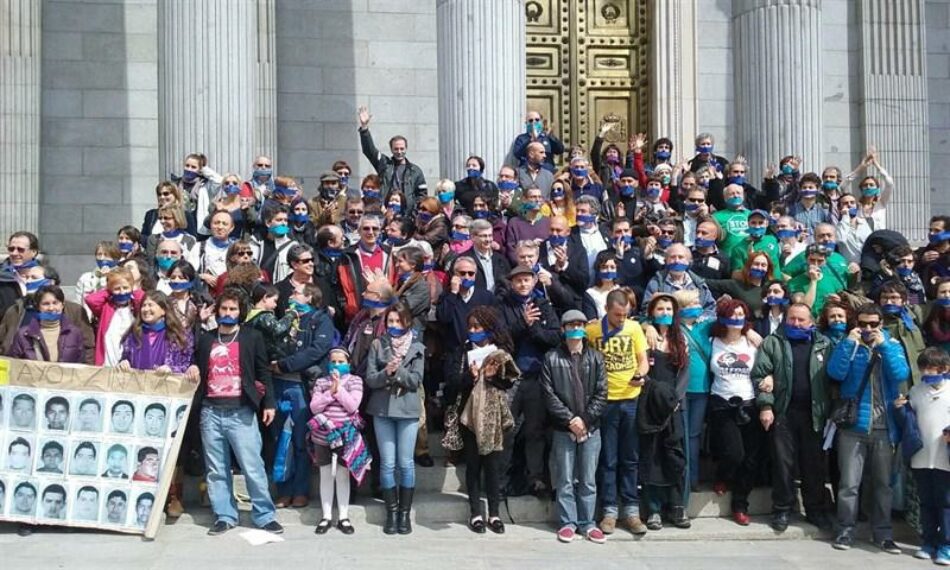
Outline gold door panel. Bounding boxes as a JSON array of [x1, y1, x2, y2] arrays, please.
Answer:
[[526, 0, 648, 156]]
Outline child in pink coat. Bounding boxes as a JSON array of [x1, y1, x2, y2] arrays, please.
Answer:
[[308, 348, 368, 535]]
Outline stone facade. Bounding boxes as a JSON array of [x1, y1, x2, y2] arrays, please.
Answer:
[[0, 0, 942, 283]]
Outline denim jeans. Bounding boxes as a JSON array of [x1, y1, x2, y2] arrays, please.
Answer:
[[270, 379, 312, 497], [597, 399, 639, 518], [374, 416, 419, 489], [551, 429, 601, 532], [684, 393, 708, 489], [836, 428, 893, 541], [200, 405, 276, 527]]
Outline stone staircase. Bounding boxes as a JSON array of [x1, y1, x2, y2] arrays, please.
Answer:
[[167, 433, 840, 541]]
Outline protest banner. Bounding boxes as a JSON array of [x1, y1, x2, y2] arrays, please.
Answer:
[[0, 357, 197, 538]]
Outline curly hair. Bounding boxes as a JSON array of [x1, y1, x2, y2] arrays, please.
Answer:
[[710, 298, 753, 338], [465, 306, 514, 354]]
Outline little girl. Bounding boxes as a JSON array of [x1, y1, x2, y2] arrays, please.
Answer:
[[308, 348, 369, 535], [85, 268, 144, 366]]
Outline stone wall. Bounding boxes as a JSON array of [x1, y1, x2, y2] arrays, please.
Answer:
[[928, 0, 950, 216], [40, 0, 159, 283], [274, 0, 440, 192]]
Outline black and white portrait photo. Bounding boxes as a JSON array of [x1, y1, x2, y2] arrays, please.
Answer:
[[101, 443, 130, 479], [35, 439, 66, 474], [133, 491, 154, 528], [42, 395, 70, 432], [68, 441, 99, 477], [140, 402, 167, 439], [5, 436, 34, 473], [102, 488, 128, 525], [109, 399, 135, 435], [73, 397, 104, 433], [39, 483, 67, 520], [70, 484, 100, 523], [8, 392, 37, 431], [11, 480, 37, 517]]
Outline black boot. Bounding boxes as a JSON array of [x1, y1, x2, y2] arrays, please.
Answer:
[[382, 487, 398, 535], [397, 486, 414, 535]]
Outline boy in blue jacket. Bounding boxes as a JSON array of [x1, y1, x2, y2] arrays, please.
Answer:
[[827, 303, 910, 554]]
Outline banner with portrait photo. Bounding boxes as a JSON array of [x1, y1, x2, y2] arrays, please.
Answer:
[[0, 357, 197, 538]]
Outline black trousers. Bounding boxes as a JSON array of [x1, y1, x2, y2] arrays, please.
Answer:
[[769, 406, 832, 515], [462, 427, 502, 517], [708, 397, 767, 513]]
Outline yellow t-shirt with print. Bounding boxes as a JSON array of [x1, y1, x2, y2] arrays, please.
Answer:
[[585, 318, 648, 401]]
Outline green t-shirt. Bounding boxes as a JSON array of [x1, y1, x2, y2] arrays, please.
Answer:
[[788, 271, 846, 316], [729, 235, 782, 279], [782, 250, 848, 281], [713, 209, 749, 262]]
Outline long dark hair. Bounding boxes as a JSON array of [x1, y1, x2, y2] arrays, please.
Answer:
[[466, 306, 514, 354], [127, 290, 188, 350], [646, 294, 687, 370]]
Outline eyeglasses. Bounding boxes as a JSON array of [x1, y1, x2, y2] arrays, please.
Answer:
[[348, 210, 364, 215], [856, 320, 881, 329], [7, 246, 26, 253], [361, 226, 380, 233], [527, 118, 542, 123], [687, 198, 705, 203], [659, 229, 676, 237], [456, 271, 476, 277], [234, 250, 253, 257], [296, 257, 314, 264]]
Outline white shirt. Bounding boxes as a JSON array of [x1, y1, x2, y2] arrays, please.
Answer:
[[836, 216, 872, 264], [584, 286, 617, 319], [474, 248, 495, 292], [908, 382, 950, 472], [710, 337, 756, 401], [201, 240, 231, 277], [104, 306, 134, 366], [579, 225, 607, 282]]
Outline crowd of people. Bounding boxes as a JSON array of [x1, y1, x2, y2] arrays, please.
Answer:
[[0, 104, 948, 559]]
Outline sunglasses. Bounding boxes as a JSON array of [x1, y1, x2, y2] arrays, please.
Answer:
[[348, 210, 364, 215], [361, 227, 380, 233], [687, 198, 705, 203], [7, 246, 27, 253], [856, 320, 881, 329], [296, 257, 314, 264], [234, 250, 253, 257], [456, 271, 476, 277]]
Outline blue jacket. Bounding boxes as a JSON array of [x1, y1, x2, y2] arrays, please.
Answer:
[[826, 332, 910, 442], [276, 308, 335, 380]]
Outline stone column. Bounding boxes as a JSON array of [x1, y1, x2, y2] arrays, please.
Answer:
[[437, 0, 525, 179], [733, 0, 822, 182], [0, 0, 41, 236], [651, 0, 698, 153], [158, 0, 277, 179], [858, 0, 930, 240]]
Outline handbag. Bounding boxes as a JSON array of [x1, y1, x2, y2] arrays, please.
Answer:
[[830, 352, 878, 428]]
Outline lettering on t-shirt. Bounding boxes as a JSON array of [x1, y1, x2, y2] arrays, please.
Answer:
[[715, 351, 751, 376], [595, 335, 636, 374], [207, 341, 242, 399]]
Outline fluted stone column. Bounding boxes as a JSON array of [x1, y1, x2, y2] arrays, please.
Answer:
[[0, 0, 40, 236], [158, 0, 277, 179], [651, 0, 698, 152], [858, 0, 930, 240], [733, 0, 822, 182], [437, 0, 525, 179]]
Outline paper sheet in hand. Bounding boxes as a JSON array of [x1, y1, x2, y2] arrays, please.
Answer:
[[467, 344, 498, 367]]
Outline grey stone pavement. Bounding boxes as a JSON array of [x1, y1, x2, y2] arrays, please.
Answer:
[[0, 519, 921, 570]]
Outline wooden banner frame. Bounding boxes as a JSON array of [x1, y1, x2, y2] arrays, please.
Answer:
[[0, 357, 198, 539]]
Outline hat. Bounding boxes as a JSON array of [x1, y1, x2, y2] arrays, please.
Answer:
[[320, 171, 340, 183], [508, 265, 536, 279], [561, 310, 588, 326], [620, 168, 637, 180], [748, 209, 769, 220]]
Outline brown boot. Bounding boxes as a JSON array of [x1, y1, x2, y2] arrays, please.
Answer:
[[165, 469, 185, 518]]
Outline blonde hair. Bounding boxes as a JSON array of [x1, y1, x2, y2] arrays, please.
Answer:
[[106, 267, 133, 289], [672, 289, 699, 308]]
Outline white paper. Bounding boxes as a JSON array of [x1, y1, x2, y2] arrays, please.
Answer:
[[467, 344, 498, 367], [822, 420, 837, 451], [239, 529, 286, 546]]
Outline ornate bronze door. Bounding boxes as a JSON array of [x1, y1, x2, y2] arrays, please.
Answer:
[[525, 0, 648, 157]]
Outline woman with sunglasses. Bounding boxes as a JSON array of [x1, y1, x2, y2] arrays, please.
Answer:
[[145, 206, 199, 269], [540, 177, 577, 226], [212, 241, 265, 297], [199, 173, 257, 241], [141, 181, 198, 246]]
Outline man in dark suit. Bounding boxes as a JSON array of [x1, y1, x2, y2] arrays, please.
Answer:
[[457, 219, 511, 296], [540, 215, 590, 304]]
